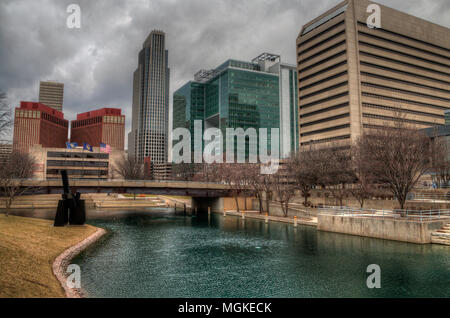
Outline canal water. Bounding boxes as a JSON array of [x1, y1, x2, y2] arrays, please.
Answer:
[[74, 211, 450, 298]]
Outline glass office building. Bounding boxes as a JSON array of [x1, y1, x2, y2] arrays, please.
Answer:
[[173, 53, 298, 160]]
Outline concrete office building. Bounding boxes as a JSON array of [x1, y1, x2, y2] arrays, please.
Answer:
[[173, 53, 298, 159], [128, 30, 170, 165], [29, 145, 124, 180], [296, 0, 450, 148], [71, 108, 125, 150], [13, 102, 69, 151], [39, 81, 64, 111]]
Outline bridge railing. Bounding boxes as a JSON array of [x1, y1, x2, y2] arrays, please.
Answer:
[[318, 205, 450, 222], [19, 178, 227, 185], [407, 192, 450, 201]]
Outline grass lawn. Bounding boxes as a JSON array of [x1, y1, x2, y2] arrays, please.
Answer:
[[0, 214, 98, 298]]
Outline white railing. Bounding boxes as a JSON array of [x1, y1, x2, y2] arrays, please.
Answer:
[[407, 192, 450, 201], [318, 205, 450, 222]]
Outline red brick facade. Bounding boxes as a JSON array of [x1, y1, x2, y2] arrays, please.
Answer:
[[13, 102, 68, 151], [70, 108, 125, 150]]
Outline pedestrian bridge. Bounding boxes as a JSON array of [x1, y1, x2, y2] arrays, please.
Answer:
[[16, 179, 233, 198]]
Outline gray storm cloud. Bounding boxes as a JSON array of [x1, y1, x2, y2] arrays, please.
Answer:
[[1, 0, 449, 146]]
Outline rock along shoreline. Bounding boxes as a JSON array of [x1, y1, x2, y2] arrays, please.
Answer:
[[52, 227, 107, 298]]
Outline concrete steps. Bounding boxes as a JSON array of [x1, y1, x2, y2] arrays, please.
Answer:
[[431, 223, 450, 246]]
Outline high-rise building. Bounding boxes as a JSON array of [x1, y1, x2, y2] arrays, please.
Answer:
[[71, 108, 125, 150], [128, 30, 170, 165], [296, 0, 450, 148], [0, 143, 12, 165], [173, 53, 298, 159], [13, 101, 68, 151], [39, 81, 64, 111]]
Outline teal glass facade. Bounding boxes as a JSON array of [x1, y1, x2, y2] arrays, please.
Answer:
[[173, 58, 300, 160]]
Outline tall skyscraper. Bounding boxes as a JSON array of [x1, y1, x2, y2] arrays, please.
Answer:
[[173, 53, 298, 159], [71, 108, 125, 150], [296, 0, 450, 148], [39, 81, 64, 111], [128, 30, 170, 165]]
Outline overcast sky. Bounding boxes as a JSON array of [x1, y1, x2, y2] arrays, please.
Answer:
[[1, 0, 449, 147]]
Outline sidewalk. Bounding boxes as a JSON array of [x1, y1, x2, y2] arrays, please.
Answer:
[[216, 210, 318, 227]]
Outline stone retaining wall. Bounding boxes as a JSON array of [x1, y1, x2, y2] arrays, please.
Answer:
[[317, 214, 448, 244], [52, 228, 106, 298]]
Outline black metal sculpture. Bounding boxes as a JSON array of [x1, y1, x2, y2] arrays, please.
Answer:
[[54, 170, 86, 226]]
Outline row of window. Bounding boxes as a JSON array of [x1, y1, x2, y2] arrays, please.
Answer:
[[300, 60, 347, 82], [300, 40, 346, 65], [300, 124, 350, 137], [47, 152, 109, 159], [47, 160, 109, 167], [301, 5, 347, 36], [362, 103, 444, 120], [359, 41, 450, 69], [359, 51, 450, 78], [361, 71, 450, 95], [300, 113, 350, 128], [361, 82, 450, 103], [300, 102, 349, 119], [300, 81, 348, 100], [16, 110, 39, 119], [361, 92, 448, 111], [357, 21, 450, 57], [300, 134, 350, 146], [362, 113, 438, 126], [46, 169, 108, 176], [360, 61, 450, 86], [298, 29, 346, 57], [299, 50, 346, 73], [299, 71, 347, 91], [72, 116, 102, 128], [300, 91, 348, 109], [299, 19, 345, 49]]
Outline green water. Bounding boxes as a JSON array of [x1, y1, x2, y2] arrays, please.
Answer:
[[74, 212, 450, 298]]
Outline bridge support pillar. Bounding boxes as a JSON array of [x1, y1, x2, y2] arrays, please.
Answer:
[[191, 197, 223, 214]]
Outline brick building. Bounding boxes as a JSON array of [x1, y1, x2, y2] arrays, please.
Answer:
[[71, 108, 125, 150], [13, 101, 68, 151]]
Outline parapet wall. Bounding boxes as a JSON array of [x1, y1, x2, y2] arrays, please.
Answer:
[[317, 214, 448, 244]]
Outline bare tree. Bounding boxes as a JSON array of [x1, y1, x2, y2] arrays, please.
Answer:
[[112, 154, 145, 180], [350, 142, 375, 208], [215, 162, 248, 212], [430, 133, 450, 188], [272, 163, 296, 217], [290, 148, 323, 207], [0, 151, 35, 216], [192, 162, 221, 183], [357, 122, 432, 210], [172, 162, 199, 181], [322, 144, 355, 207], [0, 92, 13, 140], [261, 172, 274, 215], [246, 164, 265, 213]]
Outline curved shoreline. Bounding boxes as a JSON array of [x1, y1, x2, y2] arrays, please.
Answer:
[[52, 227, 107, 298]]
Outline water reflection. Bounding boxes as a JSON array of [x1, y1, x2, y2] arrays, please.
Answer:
[[74, 212, 450, 298]]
